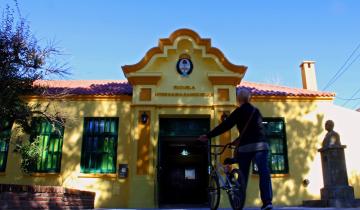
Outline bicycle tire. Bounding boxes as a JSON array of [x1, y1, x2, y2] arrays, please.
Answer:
[[208, 170, 221, 210], [227, 169, 246, 210]]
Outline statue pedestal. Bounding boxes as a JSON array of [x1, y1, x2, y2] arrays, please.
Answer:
[[303, 145, 360, 208]]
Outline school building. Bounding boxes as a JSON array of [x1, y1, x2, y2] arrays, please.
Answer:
[[0, 28, 359, 208]]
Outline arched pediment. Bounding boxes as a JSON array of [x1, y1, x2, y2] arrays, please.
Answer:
[[121, 28, 247, 86]]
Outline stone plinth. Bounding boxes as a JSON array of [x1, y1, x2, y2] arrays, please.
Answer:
[[303, 145, 360, 208]]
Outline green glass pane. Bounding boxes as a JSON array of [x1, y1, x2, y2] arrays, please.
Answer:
[[94, 120, 99, 133], [101, 154, 108, 172], [44, 136, 49, 150], [277, 155, 285, 171], [109, 137, 114, 154], [46, 153, 52, 169], [41, 122, 45, 133], [270, 155, 284, 172], [110, 121, 116, 134], [49, 138, 55, 152], [59, 137, 63, 152], [108, 154, 114, 172], [93, 154, 99, 171], [37, 136, 44, 150], [81, 118, 118, 173], [90, 154, 97, 171], [104, 137, 109, 153], [0, 141, 4, 151], [105, 120, 110, 133], [93, 137, 99, 151], [271, 155, 277, 171], [53, 154, 58, 169], [89, 154, 94, 170], [100, 120, 105, 133], [47, 123, 52, 133], [100, 153, 105, 171], [53, 138, 59, 152], [269, 138, 282, 154], [0, 154, 4, 167], [41, 149, 48, 170], [269, 138, 276, 153], [278, 140, 284, 153], [159, 118, 209, 136], [90, 120, 94, 133]]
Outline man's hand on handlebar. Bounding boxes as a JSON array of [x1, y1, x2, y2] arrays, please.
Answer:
[[198, 134, 209, 142]]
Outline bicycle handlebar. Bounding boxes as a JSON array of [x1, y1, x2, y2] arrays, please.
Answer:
[[209, 143, 236, 156]]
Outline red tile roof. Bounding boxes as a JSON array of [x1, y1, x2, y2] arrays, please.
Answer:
[[239, 81, 335, 97], [33, 80, 335, 98], [33, 80, 132, 96]]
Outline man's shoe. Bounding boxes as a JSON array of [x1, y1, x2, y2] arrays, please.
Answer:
[[261, 203, 273, 210]]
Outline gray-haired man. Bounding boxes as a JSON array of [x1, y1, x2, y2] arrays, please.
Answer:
[[199, 88, 273, 210]]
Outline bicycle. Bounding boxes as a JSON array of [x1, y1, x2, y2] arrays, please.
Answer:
[[207, 143, 246, 210]]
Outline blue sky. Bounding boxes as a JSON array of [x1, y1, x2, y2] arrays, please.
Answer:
[[2, 0, 360, 109]]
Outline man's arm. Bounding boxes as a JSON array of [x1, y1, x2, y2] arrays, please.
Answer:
[[206, 108, 240, 139]]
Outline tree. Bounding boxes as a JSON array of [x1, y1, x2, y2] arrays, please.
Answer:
[[0, 5, 69, 133], [0, 4, 70, 172]]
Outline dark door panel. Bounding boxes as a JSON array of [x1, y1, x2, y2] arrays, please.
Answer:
[[158, 118, 209, 206]]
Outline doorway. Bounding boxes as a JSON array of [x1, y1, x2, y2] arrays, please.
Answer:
[[158, 117, 210, 207]]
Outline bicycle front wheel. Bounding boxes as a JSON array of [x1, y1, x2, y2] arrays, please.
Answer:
[[227, 169, 246, 210], [208, 170, 220, 210]]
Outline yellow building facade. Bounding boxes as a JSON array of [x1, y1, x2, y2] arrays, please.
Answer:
[[1, 29, 359, 208]]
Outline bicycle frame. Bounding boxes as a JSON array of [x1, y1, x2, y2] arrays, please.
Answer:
[[208, 143, 237, 190]]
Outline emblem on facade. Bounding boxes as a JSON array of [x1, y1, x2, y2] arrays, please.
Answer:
[[176, 54, 193, 77]]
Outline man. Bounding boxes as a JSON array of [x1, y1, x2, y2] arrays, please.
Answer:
[[199, 88, 273, 210], [322, 120, 341, 148]]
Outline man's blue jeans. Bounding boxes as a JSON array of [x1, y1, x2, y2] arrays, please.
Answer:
[[236, 150, 273, 205]]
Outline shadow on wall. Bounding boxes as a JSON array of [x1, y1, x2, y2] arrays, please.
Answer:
[[349, 171, 360, 198], [59, 99, 131, 208], [244, 100, 325, 206], [4, 96, 132, 209]]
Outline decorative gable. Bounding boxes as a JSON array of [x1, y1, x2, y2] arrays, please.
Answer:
[[121, 28, 248, 106]]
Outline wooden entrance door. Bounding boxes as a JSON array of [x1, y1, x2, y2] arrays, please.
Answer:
[[158, 118, 209, 207]]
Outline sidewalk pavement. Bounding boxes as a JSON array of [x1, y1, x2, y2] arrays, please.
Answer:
[[95, 208, 360, 210]]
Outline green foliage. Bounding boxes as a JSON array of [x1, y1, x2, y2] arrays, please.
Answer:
[[17, 137, 41, 174], [0, 5, 69, 134], [0, 3, 69, 173]]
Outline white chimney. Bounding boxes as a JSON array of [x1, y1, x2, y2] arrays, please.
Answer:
[[300, 61, 318, 90]]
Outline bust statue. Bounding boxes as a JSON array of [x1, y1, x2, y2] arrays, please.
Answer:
[[322, 120, 341, 148]]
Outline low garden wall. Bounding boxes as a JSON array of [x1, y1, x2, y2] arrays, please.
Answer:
[[0, 184, 95, 210]]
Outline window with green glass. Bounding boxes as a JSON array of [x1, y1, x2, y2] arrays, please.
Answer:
[[30, 118, 64, 173], [81, 118, 118, 174], [0, 121, 12, 172], [253, 117, 289, 174]]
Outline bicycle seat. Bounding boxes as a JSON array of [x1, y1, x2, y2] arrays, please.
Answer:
[[223, 157, 237, 165]]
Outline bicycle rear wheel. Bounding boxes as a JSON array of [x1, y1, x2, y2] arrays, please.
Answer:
[[208, 170, 220, 210], [227, 169, 246, 210]]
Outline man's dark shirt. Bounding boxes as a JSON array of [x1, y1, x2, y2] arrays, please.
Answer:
[[206, 102, 267, 147]]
